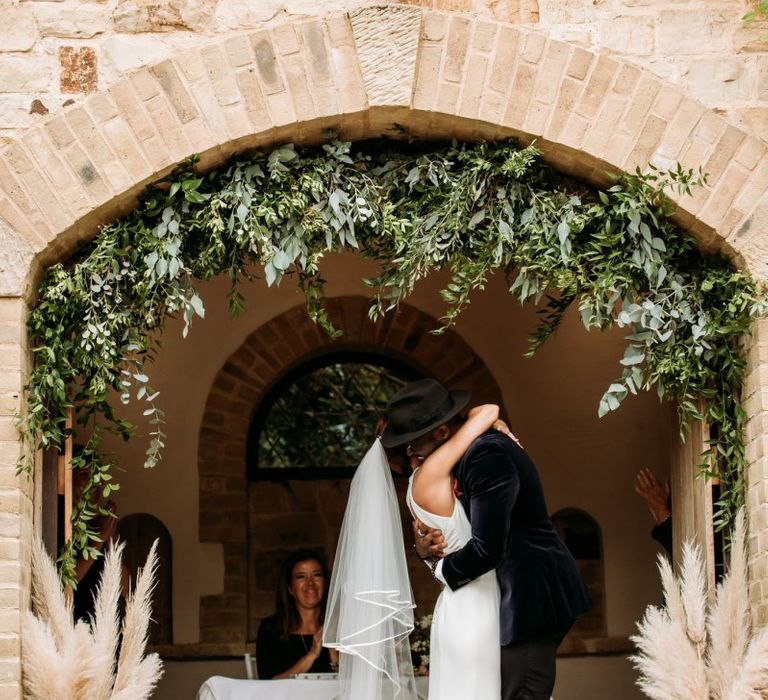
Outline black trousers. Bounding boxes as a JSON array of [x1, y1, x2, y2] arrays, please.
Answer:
[[500, 623, 572, 700]]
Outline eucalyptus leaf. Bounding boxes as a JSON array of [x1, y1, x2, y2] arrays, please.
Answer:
[[273, 250, 292, 271], [189, 294, 205, 318], [468, 209, 486, 229]]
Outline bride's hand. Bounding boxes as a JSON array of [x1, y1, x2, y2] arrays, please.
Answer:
[[493, 419, 522, 448]]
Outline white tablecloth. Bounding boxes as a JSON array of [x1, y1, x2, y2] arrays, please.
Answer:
[[197, 676, 429, 700]]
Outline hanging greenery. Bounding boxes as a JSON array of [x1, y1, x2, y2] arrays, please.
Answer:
[[743, 1, 768, 41], [19, 136, 765, 583]]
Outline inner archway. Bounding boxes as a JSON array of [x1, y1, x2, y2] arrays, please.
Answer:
[[197, 296, 505, 645]]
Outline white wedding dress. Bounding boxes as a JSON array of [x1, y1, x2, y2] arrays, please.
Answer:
[[407, 472, 501, 700]]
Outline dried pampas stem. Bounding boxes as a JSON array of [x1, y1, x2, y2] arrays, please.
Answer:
[[30, 539, 72, 650], [112, 540, 160, 697], [679, 542, 707, 654], [707, 510, 751, 700]]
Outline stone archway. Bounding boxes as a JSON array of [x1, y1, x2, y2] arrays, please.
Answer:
[[0, 5, 766, 692], [1, 5, 767, 297], [196, 296, 503, 644]]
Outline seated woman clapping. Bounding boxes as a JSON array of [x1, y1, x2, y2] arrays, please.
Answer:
[[256, 549, 338, 679]]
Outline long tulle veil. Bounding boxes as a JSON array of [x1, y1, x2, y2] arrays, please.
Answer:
[[323, 439, 418, 700]]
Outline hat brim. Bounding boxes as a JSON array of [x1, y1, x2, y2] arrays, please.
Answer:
[[380, 389, 471, 448]]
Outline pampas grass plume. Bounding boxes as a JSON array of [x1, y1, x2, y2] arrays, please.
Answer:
[[112, 540, 160, 697], [679, 542, 707, 654], [22, 538, 163, 700], [632, 508, 768, 700]]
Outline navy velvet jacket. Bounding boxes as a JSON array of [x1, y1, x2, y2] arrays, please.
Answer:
[[441, 430, 591, 646]]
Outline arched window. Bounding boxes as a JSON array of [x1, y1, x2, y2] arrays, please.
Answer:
[[551, 508, 606, 638], [247, 352, 422, 480], [118, 513, 173, 645]]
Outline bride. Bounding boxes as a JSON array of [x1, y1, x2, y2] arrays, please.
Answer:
[[403, 401, 507, 699], [324, 379, 511, 700]]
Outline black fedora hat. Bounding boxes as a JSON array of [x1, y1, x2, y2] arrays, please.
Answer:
[[381, 378, 470, 448]]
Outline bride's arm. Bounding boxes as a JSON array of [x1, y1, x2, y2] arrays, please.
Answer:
[[420, 405, 499, 479], [412, 405, 499, 515]]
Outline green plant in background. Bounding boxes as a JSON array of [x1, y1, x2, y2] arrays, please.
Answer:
[[19, 135, 766, 583], [743, 0, 768, 40], [258, 362, 411, 469], [410, 614, 432, 675]]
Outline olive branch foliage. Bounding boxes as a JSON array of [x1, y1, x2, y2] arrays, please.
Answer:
[[20, 136, 766, 583], [743, 0, 768, 41]]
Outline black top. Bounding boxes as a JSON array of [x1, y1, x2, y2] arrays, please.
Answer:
[[651, 517, 673, 557], [441, 430, 592, 646], [256, 615, 333, 679], [73, 553, 104, 623]]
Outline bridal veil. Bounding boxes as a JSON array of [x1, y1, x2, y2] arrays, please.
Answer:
[[323, 439, 418, 700]]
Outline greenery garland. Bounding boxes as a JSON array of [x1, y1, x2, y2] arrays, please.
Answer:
[[20, 136, 765, 583], [743, 1, 768, 40]]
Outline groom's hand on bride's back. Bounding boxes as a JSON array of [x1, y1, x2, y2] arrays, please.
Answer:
[[413, 518, 446, 559], [492, 419, 522, 448]]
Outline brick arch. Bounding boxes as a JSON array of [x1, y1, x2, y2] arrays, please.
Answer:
[[1, 5, 767, 300], [196, 296, 503, 643]]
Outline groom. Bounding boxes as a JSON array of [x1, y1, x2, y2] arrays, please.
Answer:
[[382, 379, 591, 700]]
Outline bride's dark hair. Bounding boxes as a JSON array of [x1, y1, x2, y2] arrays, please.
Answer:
[[275, 549, 330, 640], [384, 444, 410, 475]]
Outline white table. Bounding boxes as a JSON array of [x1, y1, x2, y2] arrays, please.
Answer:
[[197, 676, 429, 700]]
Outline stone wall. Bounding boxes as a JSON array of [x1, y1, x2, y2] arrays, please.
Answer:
[[1, 0, 767, 147], [2, 5, 767, 289], [0, 298, 30, 697]]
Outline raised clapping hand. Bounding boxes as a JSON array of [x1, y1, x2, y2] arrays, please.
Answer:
[[309, 627, 324, 661], [634, 468, 671, 525]]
